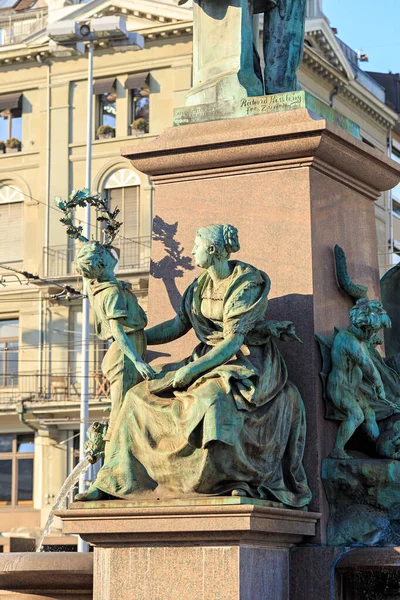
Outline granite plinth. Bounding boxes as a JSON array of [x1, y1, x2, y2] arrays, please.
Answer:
[[57, 497, 320, 547], [0, 552, 93, 599], [122, 109, 400, 542], [174, 91, 361, 138], [57, 499, 320, 600]]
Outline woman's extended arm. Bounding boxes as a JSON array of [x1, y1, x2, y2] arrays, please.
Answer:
[[146, 315, 192, 346], [173, 333, 244, 388]]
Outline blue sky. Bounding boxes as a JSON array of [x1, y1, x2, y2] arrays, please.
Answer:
[[324, 0, 400, 74]]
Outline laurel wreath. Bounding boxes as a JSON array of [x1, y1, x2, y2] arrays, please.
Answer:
[[55, 189, 122, 247]]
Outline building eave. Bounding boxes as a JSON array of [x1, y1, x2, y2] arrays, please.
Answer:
[[302, 46, 397, 130], [0, 19, 193, 65], [344, 79, 399, 129], [305, 16, 355, 81]]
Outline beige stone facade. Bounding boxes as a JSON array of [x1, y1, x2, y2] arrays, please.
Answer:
[[0, 0, 397, 540]]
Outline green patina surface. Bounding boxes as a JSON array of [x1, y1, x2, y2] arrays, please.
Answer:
[[323, 458, 400, 546], [57, 190, 155, 447], [317, 246, 400, 461], [77, 225, 311, 509], [70, 496, 289, 510], [175, 0, 306, 104], [317, 246, 400, 547], [173, 91, 361, 138]]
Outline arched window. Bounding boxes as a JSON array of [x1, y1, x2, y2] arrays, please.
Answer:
[[0, 183, 23, 264], [104, 169, 141, 269]]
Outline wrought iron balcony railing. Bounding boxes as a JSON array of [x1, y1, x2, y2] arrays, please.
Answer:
[[0, 9, 47, 46], [0, 371, 110, 406], [43, 237, 151, 278]]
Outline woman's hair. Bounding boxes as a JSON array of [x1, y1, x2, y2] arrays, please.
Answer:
[[197, 224, 240, 259], [75, 241, 118, 279]]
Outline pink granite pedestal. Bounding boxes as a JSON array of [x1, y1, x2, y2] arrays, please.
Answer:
[[58, 498, 320, 600], [121, 111, 400, 538]]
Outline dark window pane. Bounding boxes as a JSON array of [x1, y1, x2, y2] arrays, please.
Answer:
[[73, 434, 80, 451], [0, 436, 12, 453], [17, 458, 33, 504], [17, 434, 34, 453], [6, 341, 18, 385], [0, 460, 12, 505]]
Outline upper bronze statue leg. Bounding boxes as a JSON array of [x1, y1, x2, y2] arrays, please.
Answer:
[[263, 0, 307, 95]]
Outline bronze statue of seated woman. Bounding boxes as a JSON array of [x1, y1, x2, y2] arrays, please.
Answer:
[[73, 221, 311, 508]]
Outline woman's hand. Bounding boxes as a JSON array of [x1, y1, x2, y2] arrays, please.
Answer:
[[173, 365, 196, 389], [135, 359, 156, 381]]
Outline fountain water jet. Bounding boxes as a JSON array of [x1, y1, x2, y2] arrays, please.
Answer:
[[37, 456, 91, 552]]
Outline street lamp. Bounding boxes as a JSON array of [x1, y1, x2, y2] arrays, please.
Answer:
[[47, 17, 144, 552]]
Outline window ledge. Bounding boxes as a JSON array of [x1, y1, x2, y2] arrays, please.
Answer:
[[0, 149, 40, 158], [0, 507, 38, 512], [69, 133, 157, 149]]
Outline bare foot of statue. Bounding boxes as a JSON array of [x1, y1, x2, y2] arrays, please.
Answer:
[[231, 489, 247, 497], [75, 486, 109, 501], [328, 448, 352, 460]]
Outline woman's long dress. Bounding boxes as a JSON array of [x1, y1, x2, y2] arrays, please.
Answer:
[[92, 261, 312, 507]]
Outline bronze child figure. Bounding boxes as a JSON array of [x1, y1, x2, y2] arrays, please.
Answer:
[[75, 241, 155, 444], [56, 189, 155, 449], [327, 298, 393, 459]]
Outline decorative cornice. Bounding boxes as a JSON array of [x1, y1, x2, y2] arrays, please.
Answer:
[[303, 46, 397, 129], [0, 19, 193, 66]]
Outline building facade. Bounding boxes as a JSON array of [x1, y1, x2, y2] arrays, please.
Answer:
[[0, 0, 397, 540]]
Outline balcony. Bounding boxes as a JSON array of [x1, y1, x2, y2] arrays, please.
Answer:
[[43, 237, 151, 278], [0, 371, 110, 406], [0, 8, 47, 46]]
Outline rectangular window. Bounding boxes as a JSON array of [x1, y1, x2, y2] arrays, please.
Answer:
[[17, 458, 33, 505], [0, 460, 12, 505], [99, 92, 116, 129], [0, 433, 34, 507], [125, 72, 150, 135], [107, 186, 140, 269], [0, 320, 18, 387], [0, 93, 22, 148], [0, 436, 13, 453], [393, 201, 400, 219], [0, 107, 22, 147], [0, 198, 24, 264], [131, 89, 149, 134], [392, 147, 400, 164], [94, 78, 117, 138]]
